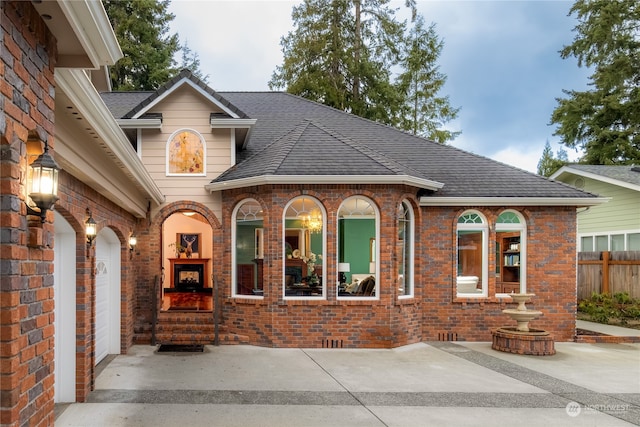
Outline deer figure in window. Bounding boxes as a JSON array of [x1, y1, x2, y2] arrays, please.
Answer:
[[182, 235, 197, 258]]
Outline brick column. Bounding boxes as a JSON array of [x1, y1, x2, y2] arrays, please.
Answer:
[[1, 2, 57, 426]]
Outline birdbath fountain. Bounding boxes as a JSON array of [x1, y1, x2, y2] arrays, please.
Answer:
[[491, 293, 555, 356], [502, 293, 542, 332]]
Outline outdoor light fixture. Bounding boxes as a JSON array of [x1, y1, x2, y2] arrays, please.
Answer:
[[129, 234, 137, 258], [85, 209, 97, 246], [26, 140, 60, 222]]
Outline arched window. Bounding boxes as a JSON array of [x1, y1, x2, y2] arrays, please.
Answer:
[[398, 201, 414, 298], [496, 210, 526, 294], [233, 199, 264, 297], [166, 129, 206, 176], [283, 196, 325, 298], [456, 211, 488, 297], [337, 196, 379, 299]]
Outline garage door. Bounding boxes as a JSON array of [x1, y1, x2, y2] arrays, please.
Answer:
[[95, 259, 109, 364]]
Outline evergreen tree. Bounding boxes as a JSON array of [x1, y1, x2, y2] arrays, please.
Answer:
[[179, 40, 209, 83], [104, 0, 180, 90], [396, 15, 460, 143], [537, 140, 569, 177], [269, 0, 408, 125], [550, 0, 640, 164]]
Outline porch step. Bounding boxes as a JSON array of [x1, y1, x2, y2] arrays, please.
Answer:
[[154, 311, 248, 345]]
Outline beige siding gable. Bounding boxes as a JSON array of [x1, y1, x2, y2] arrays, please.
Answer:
[[140, 85, 232, 217]]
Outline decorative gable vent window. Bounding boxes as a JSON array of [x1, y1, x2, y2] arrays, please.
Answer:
[[456, 211, 488, 297], [233, 199, 264, 297], [495, 210, 526, 295], [166, 129, 206, 176]]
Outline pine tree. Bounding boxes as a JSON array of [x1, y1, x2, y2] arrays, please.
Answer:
[[179, 40, 209, 83], [396, 16, 460, 143], [550, 0, 640, 164], [537, 140, 569, 177], [104, 0, 180, 91], [269, 0, 407, 125]]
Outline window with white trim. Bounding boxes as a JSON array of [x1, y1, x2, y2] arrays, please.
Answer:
[[456, 211, 487, 297], [337, 196, 378, 298], [233, 199, 263, 297], [496, 210, 526, 294], [397, 201, 414, 297], [166, 129, 206, 176], [283, 196, 325, 298]]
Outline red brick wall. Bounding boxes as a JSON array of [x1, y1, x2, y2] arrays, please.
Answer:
[[55, 171, 138, 401], [209, 186, 577, 347], [1, 2, 57, 425]]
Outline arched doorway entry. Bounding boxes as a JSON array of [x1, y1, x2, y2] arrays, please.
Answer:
[[94, 227, 121, 364], [54, 211, 76, 402], [160, 210, 214, 311]]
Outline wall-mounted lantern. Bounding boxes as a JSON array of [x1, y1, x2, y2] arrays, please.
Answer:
[[26, 141, 60, 222], [85, 209, 97, 246]]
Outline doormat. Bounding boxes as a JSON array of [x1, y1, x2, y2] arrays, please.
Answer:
[[157, 344, 204, 353]]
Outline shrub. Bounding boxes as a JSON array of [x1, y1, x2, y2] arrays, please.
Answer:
[[578, 292, 640, 325]]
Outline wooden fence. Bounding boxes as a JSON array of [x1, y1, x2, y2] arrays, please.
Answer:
[[578, 251, 640, 299]]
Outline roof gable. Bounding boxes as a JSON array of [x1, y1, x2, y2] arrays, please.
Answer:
[[551, 165, 640, 192], [123, 69, 248, 120]]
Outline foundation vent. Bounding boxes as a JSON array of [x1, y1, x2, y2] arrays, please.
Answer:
[[438, 332, 458, 341], [322, 339, 344, 348]]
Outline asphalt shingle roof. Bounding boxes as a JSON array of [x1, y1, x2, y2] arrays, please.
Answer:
[[562, 165, 640, 187], [100, 71, 599, 200]]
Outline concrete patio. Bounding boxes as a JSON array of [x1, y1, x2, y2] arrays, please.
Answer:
[[55, 326, 640, 427]]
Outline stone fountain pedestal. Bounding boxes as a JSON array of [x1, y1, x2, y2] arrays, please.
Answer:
[[492, 293, 555, 356]]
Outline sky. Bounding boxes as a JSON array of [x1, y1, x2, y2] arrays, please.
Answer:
[[167, 0, 592, 174]]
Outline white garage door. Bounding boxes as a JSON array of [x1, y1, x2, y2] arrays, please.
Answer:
[[95, 259, 109, 364]]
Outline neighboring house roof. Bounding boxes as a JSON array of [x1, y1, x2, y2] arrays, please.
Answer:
[[101, 70, 605, 205], [551, 165, 640, 192]]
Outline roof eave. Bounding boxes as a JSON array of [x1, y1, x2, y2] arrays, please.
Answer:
[[210, 119, 257, 128], [551, 166, 640, 192], [55, 69, 165, 208], [419, 196, 610, 207], [117, 118, 163, 129], [205, 175, 444, 193]]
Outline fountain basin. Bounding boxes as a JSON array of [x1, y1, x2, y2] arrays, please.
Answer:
[[492, 327, 555, 355], [502, 309, 542, 332]]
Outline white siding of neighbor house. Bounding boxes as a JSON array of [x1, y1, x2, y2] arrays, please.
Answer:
[[573, 177, 640, 234], [140, 85, 230, 217]]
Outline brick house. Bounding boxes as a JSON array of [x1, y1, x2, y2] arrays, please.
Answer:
[[1, 1, 605, 425]]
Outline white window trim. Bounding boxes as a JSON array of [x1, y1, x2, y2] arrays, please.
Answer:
[[283, 196, 327, 300], [495, 209, 527, 297], [232, 199, 263, 299], [456, 210, 488, 298], [398, 200, 415, 299], [165, 128, 207, 177], [578, 229, 640, 251], [337, 196, 380, 301]]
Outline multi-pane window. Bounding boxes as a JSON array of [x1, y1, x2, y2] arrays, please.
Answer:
[[496, 210, 526, 294], [456, 211, 487, 296], [337, 196, 378, 298], [233, 199, 264, 297], [283, 196, 325, 298], [397, 201, 414, 297]]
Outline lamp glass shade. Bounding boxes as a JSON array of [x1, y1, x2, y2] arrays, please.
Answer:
[[85, 217, 97, 239], [129, 236, 137, 248], [338, 262, 350, 273]]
